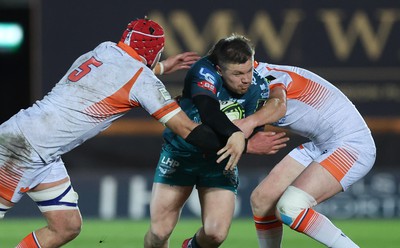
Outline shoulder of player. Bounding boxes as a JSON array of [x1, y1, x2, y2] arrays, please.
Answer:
[[191, 57, 219, 76], [91, 41, 118, 55], [90, 41, 135, 66], [187, 58, 222, 86]]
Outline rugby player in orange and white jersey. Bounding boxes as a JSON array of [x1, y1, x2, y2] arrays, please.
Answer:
[[0, 18, 245, 248], [235, 62, 376, 248]]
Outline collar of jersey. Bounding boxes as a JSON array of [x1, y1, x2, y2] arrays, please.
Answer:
[[117, 41, 142, 62]]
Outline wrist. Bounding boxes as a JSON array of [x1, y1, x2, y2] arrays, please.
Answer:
[[152, 61, 165, 75], [244, 138, 249, 153], [158, 61, 164, 75], [245, 115, 261, 129]]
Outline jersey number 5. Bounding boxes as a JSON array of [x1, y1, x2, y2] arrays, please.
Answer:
[[68, 57, 103, 82]]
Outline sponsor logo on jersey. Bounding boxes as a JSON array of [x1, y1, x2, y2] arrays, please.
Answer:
[[254, 70, 269, 98], [159, 156, 180, 175], [197, 81, 216, 94], [158, 87, 172, 100], [251, 76, 258, 85], [199, 67, 216, 83], [19, 187, 30, 193]]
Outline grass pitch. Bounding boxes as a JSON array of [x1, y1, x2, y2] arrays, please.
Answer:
[[1, 218, 399, 247]]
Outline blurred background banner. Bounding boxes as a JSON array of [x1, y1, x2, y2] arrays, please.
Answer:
[[37, 0, 400, 117], [0, 0, 399, 219]]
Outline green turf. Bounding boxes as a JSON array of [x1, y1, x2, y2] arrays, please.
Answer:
[[1, 218, 399, 247]]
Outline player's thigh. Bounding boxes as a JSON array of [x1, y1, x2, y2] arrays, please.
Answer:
[[293, 137, 375, 203], [0, 123, 50, 203], [150, 183, 192, 223], [253, 154, 305, 202], [198, 187, 235, 231], [292, 161, 342, 203], [0, 143, 69, 206]]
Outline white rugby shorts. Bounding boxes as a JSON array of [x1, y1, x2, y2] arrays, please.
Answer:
[[289, 133, 376, 191], [0, 116, 69, 203]]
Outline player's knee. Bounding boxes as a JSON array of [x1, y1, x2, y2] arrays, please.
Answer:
[[203, 223, 229, 245], [149, 226, 173, 245], [54, 211, 82, 242], [203, 231, 227, 246], [275, 186, 317, 227], [65, 212, 82, 240], [45, 210, 82, 244], [250, 187, 264, 209], [250, 187, 274, 214], [60, 218, 82, 242], [67, 226, 81, 242], [28, 182, 81, 241]]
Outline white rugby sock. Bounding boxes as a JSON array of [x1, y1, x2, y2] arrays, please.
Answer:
[[291, 208, 359, 248], [330, 232, 360, 248], [254, 215, 283, 248]]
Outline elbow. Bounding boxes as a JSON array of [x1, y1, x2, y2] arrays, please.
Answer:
[[165, 111, 197, 139], [277, 100, 287, 119], [270, 98, 286, 123]]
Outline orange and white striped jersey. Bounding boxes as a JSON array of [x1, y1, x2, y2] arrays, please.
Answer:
[[254, 62, 371, 145], [14, 41, 179, 163]]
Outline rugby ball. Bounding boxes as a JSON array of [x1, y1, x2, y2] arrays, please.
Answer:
[[220, 100, 245, 121]]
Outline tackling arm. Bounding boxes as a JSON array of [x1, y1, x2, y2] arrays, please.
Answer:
[[193, 94, 246, 170], [165, 109, 244, 170], [246, 131, 288, 155], [164, 111, 222, 150], [235, 86, 287, 134], [193, 95, 242, 138], [153, 52, 200, 75]]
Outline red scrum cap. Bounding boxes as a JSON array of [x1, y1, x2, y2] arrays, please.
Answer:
[[121, 18, 165, 68]]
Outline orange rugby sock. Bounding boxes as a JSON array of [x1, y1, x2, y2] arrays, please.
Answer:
[[16, 232, 41, 248], [253, 215, 283, 248]]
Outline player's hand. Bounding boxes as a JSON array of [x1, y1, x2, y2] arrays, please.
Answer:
[[216, 131, 246, 170], [161, 52, 200, 74], [246, 131, 289, 155]]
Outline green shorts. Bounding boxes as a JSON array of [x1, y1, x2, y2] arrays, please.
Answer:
[[154, 144, 239, 194]]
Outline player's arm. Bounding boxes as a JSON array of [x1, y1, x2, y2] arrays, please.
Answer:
[[153, 52, 200, 75], [246, 131, 288, 155], [164, 110, 242, 170], [193, 94, 246, 170], [164, 110, 222, 151], [235, 85, 287, 132], [193, 95, 241, 138]]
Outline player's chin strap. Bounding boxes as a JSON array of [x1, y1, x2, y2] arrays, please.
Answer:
[[27, 181, 79, 212]]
